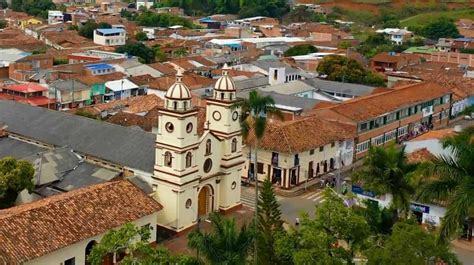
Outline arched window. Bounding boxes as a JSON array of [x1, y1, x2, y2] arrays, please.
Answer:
[[173, 101, 177, 110], [186, 152, 192, 168], [220, 93, 224, 100], [205, 139, 211, 155], [231, 138, 237, 153], [164, 152, 173, 167]]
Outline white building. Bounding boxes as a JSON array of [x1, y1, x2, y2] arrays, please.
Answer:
[[375, 28, 413, 45], [104, 78, 139, 101], [153, 69, 243, 233], [93, 28, 127, 46], [142, 27, 160, 40], [137, 0, 154, 10], [0, 180, 162, 265], [48, 11, 64, 25]]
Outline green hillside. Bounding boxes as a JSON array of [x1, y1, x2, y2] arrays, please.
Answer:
[[400, 9, 474, 28]]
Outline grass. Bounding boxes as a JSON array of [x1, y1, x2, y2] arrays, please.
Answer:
[[401, 9, 474, 28]]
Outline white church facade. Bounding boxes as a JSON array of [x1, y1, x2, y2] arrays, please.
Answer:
[[153, 69, 244, 232]]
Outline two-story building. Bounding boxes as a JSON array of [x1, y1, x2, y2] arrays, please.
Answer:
[[50, 79, 91, 110], [48, 10, 64, 25], [0, 83, 51, 108], [243, 115, 356, 189], [93, 28, 127, 46], [329, 82, 452, 160]]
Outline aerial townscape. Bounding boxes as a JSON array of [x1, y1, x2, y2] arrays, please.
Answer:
[[1, 0, 474, 264]]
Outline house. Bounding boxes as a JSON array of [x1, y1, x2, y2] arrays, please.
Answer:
[[375, 28, 413, 45], [147, 72, 214, 98], [0, 180, 162, 265], [41, 30, 98, 50], [47, 10, 64, 25], [165, 56, 218, 76], [370, 52, 421, 73], [328, 82, 452, 159], [0, 82, 51, 107], [0, 134, 120, 204], [50, 79, 91, 109], [303, 78, 379, 101], [292, 23, 353, 43], [8, 54, 54, 81], [242, 114, 355, 189], [93, 28, 126, 46], [104, 78, 140, 101], [114, 59, 163, 78], [235, 59, 302, 85], [136, 0, 154, 10], [19, 17, 43, 30], [260, 80, 338, 102], [435, 38, 453, 52], [78, 75, 107, 104], [68, 50, 127, 64], [84, 63, 116, 76], [232, 16, 279, 28]]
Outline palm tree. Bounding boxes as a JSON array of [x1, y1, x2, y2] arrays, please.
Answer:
[[188, 213, 254, 265], [416, 127, 474, 242], [233, 89, 277, 263], [353, 144, 416, 216]]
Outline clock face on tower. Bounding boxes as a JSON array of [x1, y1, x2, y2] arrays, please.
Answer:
[[212, 111, 222, 121], [232, 111, 239, 121]]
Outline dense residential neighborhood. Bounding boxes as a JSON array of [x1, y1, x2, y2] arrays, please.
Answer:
[[0, 0, 474, 264]]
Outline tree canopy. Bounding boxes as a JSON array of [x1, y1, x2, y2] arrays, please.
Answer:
[[365, 221, 460, 265], [116, 42, 155, 64], [420, 17, 460, 40], [135, 10, 196, 28], [0, 157, 35, 209], [78, 20, 112, 39], [11, 0, 56, 19], [0, 19, 7, 29], [283, 44, 318, 57], [317, 55, 386, 87]]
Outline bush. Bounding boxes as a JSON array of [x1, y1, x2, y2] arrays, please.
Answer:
[[135, 32, 148, 41], [284, 44, 318, 57], [53, 58, 68, 65], [0, 19, 6, 29]]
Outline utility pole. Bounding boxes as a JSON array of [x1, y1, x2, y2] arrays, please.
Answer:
[[71, 79, 75, 109]]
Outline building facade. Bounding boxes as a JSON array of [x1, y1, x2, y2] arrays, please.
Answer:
[[93, 28, 127, 46], [153, 69, 244, 232]]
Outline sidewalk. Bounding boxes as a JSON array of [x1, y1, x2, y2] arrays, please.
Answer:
[[274, 159, 364, 197]]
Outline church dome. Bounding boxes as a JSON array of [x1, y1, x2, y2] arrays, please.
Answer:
[[165, 71, 192, 100], [214, 66, 236, 91]]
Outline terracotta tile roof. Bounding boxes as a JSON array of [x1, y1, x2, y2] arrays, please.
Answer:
[[98, 72, 126, 82], [77, 94, 163, 115], [0, 29, 45, 51], [148, 63, 177, 75], [407, 148, 435, 163], [107, 111, 155, 131], [77, 75, 104, 85], [149, 73, 214, 91], [211, 69, 260, 78], [1, 83, 47, 93], [246, 116, 356, 153], [0, 180, 162, 264], [42, 30, 97, 49], [371, 52, 420, 64], [392, 61, 474, 98], [330, 82, 451, 122]]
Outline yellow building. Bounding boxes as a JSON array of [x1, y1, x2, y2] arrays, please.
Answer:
[[243, 116, 356, 189], [20, 17, 43, 30], [153, 69, 244, 233]]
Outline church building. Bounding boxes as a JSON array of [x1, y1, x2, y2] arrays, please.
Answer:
[[153, 69, 244, 233]]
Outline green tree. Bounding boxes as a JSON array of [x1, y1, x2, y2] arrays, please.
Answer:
[[274, 190, 370, 264], [284, 44, 318, 57], [366, 222, 460, 265], [88, 223, 199, 264], [67, 25, 79, 31], [422, 17, 460, 40], [0, 157, 35, 209], [0, 19, 7, 29], [79, 20, 111, 39], [135, 31, 148, 41], [12, 0, 55, 19], [152, 45, 168, 62], [116, 42, 155, 63], [188, 213, 254, 265], [257, 179, 283, 265], [284, 6, 324, 24], [353, 144, 416, 216], [382, 19, 401, 29], [316, 55, 386, 87], [359, 200, 397, 235], [234, 89, 277, 263], [416, 127, 474, 242]]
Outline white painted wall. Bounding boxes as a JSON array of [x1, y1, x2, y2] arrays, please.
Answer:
[[25, 213, 158, 265]]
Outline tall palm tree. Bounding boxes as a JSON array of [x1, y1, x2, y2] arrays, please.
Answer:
[[188, 213, 254, 265], [353, 144, 416, 215], [234, 89, 277, 263], [416, 127, 474, 242]]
